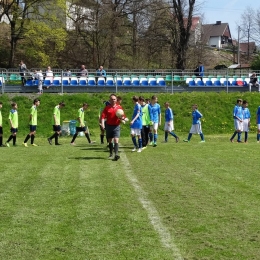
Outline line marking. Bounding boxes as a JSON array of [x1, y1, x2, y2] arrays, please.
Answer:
[[119, 149, 184, 260]]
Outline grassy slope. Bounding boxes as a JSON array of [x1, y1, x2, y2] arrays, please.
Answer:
[[1, 91, 260, 138]]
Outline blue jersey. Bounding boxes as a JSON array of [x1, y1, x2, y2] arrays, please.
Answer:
[[165, 107, 173, 122], [149, 103, 161, 123], [192, 109, 202, 124], [131, 103, 142, 129], [233, 105, 243, 120], [256, 106, 260, 124], [242, 107, 251, 119]]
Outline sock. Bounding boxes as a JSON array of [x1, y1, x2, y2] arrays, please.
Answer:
[[200, 133, 205, 141], [230, 131, 237, 140], [257, 133, 260, 141], [237, 132, 241, 142], [154, 134, 158, 143], [31, 134, 35, 144], [132, 136, 137, 147], [188, 133, 192, 140], [100, 134, 104, 143], [13, 135, 16, 145], [50, 133, 56, 140], [165, 132, 168, 141], [7, 135, 13, 143], [24, 134, 30, 143], [0, 136, 2, 145], [114, 143, 119, 155], [169, 132, 177, 138], [149, 132, 153, 142], [138, 138, 142, 149], [85, 133, 91, 143], [109, 143, 113, 154], [55, 133, 59, 144], [71, 133, 77, 143], [245, 132, 248, 142]]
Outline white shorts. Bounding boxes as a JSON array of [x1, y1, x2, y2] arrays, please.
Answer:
[[234, 119, 243, 131], [257, 124, 260, 130], [130, 128, 141, 136], [151, 122, 159, 131], [189, 124, 202, 134], [164, 121, 174, 132], [243, 119, 249, 132]]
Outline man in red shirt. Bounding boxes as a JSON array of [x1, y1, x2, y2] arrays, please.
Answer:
[[101, 94, 125, 161]]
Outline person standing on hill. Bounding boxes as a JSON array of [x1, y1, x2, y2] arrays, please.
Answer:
[[5, 102, 19, 147], [70, 103, 95, 145], [163, 102, 179, 143], [22, 98, 40, 147], [47, 101, 65, 145], [19, 60, 27, 86], [183, 104, 205, 143], [230, 99, 243, 143]]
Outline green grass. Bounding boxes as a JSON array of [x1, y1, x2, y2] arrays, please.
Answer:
[[1, 134, 260, 259]]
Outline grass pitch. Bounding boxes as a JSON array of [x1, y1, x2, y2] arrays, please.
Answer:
[[1, 134, 260, 260]]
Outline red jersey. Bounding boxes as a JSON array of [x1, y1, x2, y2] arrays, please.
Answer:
[[101, 104, 124, 125]]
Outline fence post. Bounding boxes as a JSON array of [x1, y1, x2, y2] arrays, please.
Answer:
[[115, 71, 118, 93], [171, 70, 173, 94], [61, 70, 63, 94]]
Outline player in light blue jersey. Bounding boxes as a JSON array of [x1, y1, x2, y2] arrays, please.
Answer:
[[256, 105, 260, 143], [242, 100, 250, 143], [130, 96, 143, 152], [183, 104, 205, 142], [163, 102, 179, 143], [149, 95, 161, 147], [230, 99, 243, 143]]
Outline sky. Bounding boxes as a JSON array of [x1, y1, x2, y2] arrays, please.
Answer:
[[199, 0, 259, 40]]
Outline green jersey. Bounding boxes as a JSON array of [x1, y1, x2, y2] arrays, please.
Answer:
[[30, 105, 38, 125], [141, 104, 151, 125], [76, 108, 85, 127], [9, 109, 18, 128], [52, 105, 61, 125], [0, 110, 2, 126]]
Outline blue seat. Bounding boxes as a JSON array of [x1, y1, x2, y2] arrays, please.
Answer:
[[141, 80, 149, 86], [70, 79, 78, 86], [132, 80, 140, 86], [223, 80, 231, 86], [98, 79, 105, 86], [214, 80, 221, 86], [158, 80, 166, 86], [150, 80, 157, 86], [79, 80, 87, 86], [243, 81, 248, 87], [196, 80, 205, 86], [116, 80, 123, 86], [88, 79, 96, 86], [33, 79, 39, 86], [123, 79, 131, 86], [106, 79, 114, 86], [53, 79, 61, 86], [205, 80, 213, 86], [62, 79, 70, 86], [25, 79, 33, 86], [232, 80, 238, 86], [189, 80, 196, 86], [43, 79, 51, 88]]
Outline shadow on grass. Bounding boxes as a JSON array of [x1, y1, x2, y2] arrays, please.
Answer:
[[68, 156, 104, 160]]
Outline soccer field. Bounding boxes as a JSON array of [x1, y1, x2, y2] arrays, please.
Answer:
[[1, 135, 260, 260]]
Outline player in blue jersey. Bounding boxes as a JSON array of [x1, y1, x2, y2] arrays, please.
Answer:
[[242, 100, 250, 143], [183, 104, 205, 142], [230, 99, 243, 143], [163, 102, 179, 143], [130, 96, 143, 152], [149, 95, 161, 147], [256, 105, 260, 143]]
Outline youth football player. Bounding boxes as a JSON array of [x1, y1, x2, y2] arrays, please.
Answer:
[[256, 105, 260, 143], [5, 102, 18, 147], [230, 99, 243, 143], [163, 102, 179, 143], [70, 103, 95, 145], [130, 96, 142, 152], [47, 101, 65, 145], [23, 98, 40, 147], [242, 100, 250, 143], [183, 104, 205, 143], [149, 95, 161, 147]]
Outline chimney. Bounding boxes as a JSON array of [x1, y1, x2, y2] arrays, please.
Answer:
[[216, 21, 221, 25]]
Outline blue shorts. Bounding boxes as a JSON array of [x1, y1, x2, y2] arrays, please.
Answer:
[[10, 127, 18, 133], [53, 125, 61, 132], [76, 126, 86, 132], [30, 125, 37, 132]]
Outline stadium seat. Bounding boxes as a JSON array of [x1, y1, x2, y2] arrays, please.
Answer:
[[88, 79, 96, 86], [10, 74, 18, 80], [79, 79, 87, 86], [97, 78, 105, 86], [196, 80, 205, 86], [211, 78, 217, 84], [214, 80, 221, 86], [231, 80, 238, 86], [132, 79, 140, 86], [141, 79, 149, 86], [52, 79, 61, 86], [149, 80, 157, 86], [33, 80, 39, 86], [25, 79, 33, 86], [185, 78, 193, 84], [158, 80, 166, 86], [70, 79, 78, 86], [62, 79, 70, 86], [188, 80, 196, 87], [106, 79, 114, 86], [205, 80, 213, 86], [115, 79, 123, 86], [123, 79, 132, 86], [43, 79, 52, 88], [223, 80, 231, 86]]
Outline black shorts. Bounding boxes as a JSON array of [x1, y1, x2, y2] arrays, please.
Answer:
[[76, 126, 86, 132], [106, 125, 120, 139], [10, 127, 18, 133], [30, 125, 37, 132], [53, 125, 61, 132], [0, 126, 2, 134]]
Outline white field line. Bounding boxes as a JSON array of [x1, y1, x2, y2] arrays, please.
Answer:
[[118, 149, 184, 260]]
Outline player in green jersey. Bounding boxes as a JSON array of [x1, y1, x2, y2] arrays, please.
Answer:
[[0, 101, 5, 147], [23, 98, 40, 147], [70, 103, 95, 145], [47, 101, 65, 145], [5, 102, 18, 147]]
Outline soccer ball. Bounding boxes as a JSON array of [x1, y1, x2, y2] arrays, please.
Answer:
[[116, 109, 124, 118]]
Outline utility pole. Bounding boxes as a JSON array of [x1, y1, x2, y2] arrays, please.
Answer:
[[237, 26, 240, 65]]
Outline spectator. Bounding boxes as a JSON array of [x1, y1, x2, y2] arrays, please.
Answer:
[[96, 66, 106, 77], [79, 65, 88, 77], [45, 66, 53, 83], [249, 72, 259, 88], [19, 60, 27, 86]]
